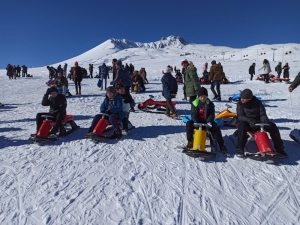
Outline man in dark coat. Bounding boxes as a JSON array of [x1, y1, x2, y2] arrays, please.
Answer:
[[275, 62, 282, 79], [72, 61, 83, 95], [235, 89, 287, 157], [248, 63, 256, 81], [35, 86, 67, 136], [161, 67, 178, 118]]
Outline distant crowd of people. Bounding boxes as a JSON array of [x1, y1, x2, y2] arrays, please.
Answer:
[[6, 64, 29, 79]]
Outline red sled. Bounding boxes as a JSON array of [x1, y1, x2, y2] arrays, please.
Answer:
[[30, 114, 80, 143], [244, 123, 285, 162], [138, 95, 176, 114]]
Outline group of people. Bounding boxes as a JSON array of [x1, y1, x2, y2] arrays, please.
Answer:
[[248, 60, 290, 82], [6, 64, 28, 79], [47, 63, 68, 80], [33, 57, 300, 158]]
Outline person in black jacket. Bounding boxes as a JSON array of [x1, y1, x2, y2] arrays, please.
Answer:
[[248, 63, 256, 80], [275, 62, 282, 79], [185, 87, 228, 154], [71, 61, 83, 95], [235, 89, 287, 157], [35, 86, 67, 136], [161, 67, 178, 119]]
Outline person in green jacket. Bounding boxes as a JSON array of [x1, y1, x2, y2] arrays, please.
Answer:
[[181, 59, 201, 109]]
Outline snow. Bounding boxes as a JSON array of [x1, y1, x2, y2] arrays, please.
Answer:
[[1, 37, 300, 224]]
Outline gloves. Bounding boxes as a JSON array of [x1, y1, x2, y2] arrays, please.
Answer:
[[46, 88, 51, 95], [249, 120, 260, 129]]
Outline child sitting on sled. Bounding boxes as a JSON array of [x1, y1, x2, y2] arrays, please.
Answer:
[[185, 87, 228, 153], [86, 86, 124, 139], [115, 83, 135, 135], [235, 89, 287, 157]]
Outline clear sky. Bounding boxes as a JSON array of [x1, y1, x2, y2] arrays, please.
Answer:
[[1, 0, 299, 68]]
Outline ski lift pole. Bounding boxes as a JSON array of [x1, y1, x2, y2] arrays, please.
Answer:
[[289, 92, 296, 129]]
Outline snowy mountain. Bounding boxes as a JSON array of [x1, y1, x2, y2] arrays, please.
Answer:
[[0, 36, 300, 224]]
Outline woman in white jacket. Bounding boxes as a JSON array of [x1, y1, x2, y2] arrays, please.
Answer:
[[258, 59, 271, 83]]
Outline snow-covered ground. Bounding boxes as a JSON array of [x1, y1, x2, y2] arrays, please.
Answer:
[[1, 37, 300, 224]]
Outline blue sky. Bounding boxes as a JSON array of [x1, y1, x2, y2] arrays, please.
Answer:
[[1, 0, 299, 68]]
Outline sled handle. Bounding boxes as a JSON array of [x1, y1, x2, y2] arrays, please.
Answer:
[[194, 123, 211, 128], [99, 112, 110, 117], [255, 123, 270, 132], [41, 115, 54, 120]]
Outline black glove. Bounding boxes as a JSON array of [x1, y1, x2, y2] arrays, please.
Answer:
[[249, 120, 260, 129], [46, 88, 51, 95]]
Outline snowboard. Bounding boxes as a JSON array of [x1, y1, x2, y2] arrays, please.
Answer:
[[290, 129, 300, 144]]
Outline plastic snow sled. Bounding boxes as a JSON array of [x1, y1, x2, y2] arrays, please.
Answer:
[[29, 114, 80, 143], [229, 93, 261, 103], [214, 104, 237, 127], [270, 77, 291, 83], [290, 129, 300, 144], [138, 95, 176, 114], [256, 74, 275, 81], [182, 123, 217, 159], [85, 113, 134, 142], [230, 123, 286, 163]]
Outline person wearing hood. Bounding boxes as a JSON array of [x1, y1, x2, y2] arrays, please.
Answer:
[[161, 67, 178, 119], [235, 89, 287, 157], [181, 59, 201, 109], [35, 86, 67, 137], [86, 86, 124, 139]]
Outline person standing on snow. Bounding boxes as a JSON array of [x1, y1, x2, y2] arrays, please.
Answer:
[[89, 64, 94, 78], [282, 63, 290, 79], [181, 59, 201, 109], [248, 63, 256, 81], [275, 62, 282, 79], [63, 63, 68, 77], [258, 59, 271, 83], [161, 67, 178, 119], [72, 61, 83, 95], [208, 60, 224, 101]]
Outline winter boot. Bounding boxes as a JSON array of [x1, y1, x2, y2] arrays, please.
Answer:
[[276, 146, 288, 157], [165, 113, 170, 117], [172, 113, 177, 119], [236, 148, 244, 157], [186, 141, 193, 149]]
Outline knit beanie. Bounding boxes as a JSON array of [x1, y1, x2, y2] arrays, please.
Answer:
[[106, 86, 116, 95], [240, 89, 253, 99], [163, 67, 171, 74], [198, 87, 208, 97], [48, 86, 58, 93]]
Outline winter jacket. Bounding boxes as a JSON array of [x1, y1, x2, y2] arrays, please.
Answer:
[[289, 72, 300, 90], [161, 73, 178, 99], [209, 64, 224, 81], [275, 64, 282, 74], [258, 63, 271, 74], [249, 65, 255, 75], [42, 93, 67, 116], [99, 65, 109, 79], [111, 68, 132, 87], [183, 64, 200, 97], [100, 93, 124, 120], [131, 74, 143, 84], [191, 98, 215, 124], [72, 66, 82, 82], [54, 76, 68, 87], [283, 64, 290, 77], [237, 96, 269, 125]]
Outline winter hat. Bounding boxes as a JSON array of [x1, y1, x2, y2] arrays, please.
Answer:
[[198, 87, 208, 97], [163, 67, 171, 74], [240, 89, 253, 99], [74, 61, 78, 66], [211, 60, 216, 65], [106, 86, 116, 95], [116, 60, 122, 66], [181, 59, 188, 65], [48, 86, 58, 93]]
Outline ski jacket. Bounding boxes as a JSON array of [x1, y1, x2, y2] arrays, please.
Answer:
[[42, 93, 67, 116], [237, 96, 269, 125], [283, 65, 290, 76], [131, 74, 143, 84], [111, 68, 132, 87], [258, 63, 271, 74], [100, 93, 124, 120], [72, 66, 82, 82], [209, 64, 224, 81], [249, 65, 255, 75], [191, 98, 215, 124], [54, 76, 68, 88], [183, 64, 200, 97], [275, 64, 282, 74], [161, 73, 178, 99], [289, 72, 300, 90]]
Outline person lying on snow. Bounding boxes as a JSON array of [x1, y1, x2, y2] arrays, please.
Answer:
[[115, 83, 135, 135], [235, 89, 288, 157], [35, 86, 67, 137], [185, 87, 228, 153], [87, 86, 124, 139]]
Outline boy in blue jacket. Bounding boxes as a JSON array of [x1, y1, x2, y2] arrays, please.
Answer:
[[87, 86, 124, 138]]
